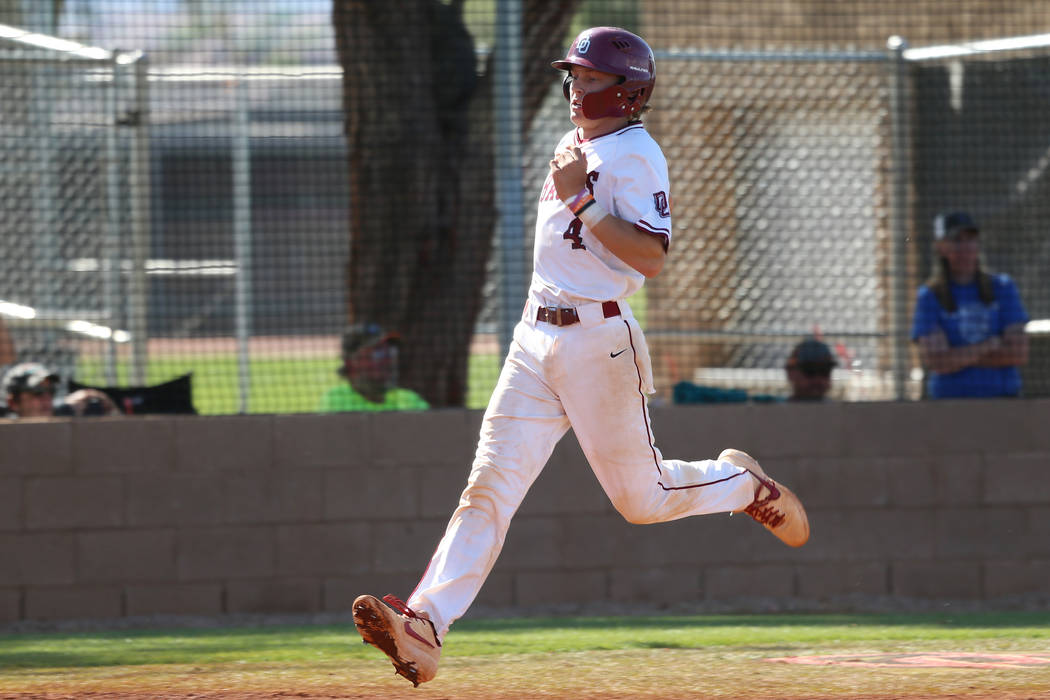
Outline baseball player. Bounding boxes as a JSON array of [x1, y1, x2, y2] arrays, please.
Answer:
[[352, 27, 810, 686]]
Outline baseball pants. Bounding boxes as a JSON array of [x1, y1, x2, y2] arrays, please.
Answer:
[[408, 300, 756, 639]]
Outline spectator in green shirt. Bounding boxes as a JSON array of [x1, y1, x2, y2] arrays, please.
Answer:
[[319, 323, 429, 412]]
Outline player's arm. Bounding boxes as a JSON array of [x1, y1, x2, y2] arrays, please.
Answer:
[[580, 214, 666, 278], [549, 145, 667, 278]]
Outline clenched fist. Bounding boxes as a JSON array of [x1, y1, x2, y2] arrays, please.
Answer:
[[549, 146, 589, 201]]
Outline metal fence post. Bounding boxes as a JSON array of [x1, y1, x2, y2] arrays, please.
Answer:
[[128, 52, 151, 386], [233, 75, 253, 414], [103, 53, 122, 384], [492, 0, 526, 362], [887, 35, 913, 401]]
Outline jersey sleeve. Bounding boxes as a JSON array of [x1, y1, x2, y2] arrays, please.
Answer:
[[910, 285, 940, 341], [609, 146, 672, 249], [994, 274, 1029, 328]]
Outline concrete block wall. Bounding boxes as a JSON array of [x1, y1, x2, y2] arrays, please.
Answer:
[[1, 399, 1048, 623]]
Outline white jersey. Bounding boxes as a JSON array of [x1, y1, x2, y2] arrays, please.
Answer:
[[529, 123, 672, 308]]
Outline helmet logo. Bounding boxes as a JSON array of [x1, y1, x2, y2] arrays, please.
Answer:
[[577, 35, 591, 54]]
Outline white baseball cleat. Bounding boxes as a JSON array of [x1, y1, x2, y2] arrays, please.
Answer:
[[721, 448, 810, 547], [352, 594, 442, 686]]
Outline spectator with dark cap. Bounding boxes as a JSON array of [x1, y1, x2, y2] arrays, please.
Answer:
[[2, 362, 120, 418], [785, 337, 837, 402], [911, 211, 1029, 399], [318, 323, 429, 412]]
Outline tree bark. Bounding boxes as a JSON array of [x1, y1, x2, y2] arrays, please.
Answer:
[[332, 0, 580, 406]]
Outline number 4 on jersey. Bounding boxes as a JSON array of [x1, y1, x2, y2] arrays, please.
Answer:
[[563, 218, 586, 250], [562, 170, 597, 250]]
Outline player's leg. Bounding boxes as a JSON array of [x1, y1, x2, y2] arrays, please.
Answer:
[[406, 339, 569, 638], [557, 316, 807, 545], [411, 324, 570, 634], [556, 316, 751, 521], [354, 327, 569, 683]]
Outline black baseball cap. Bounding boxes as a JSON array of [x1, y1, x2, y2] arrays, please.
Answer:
[[785, 338, 837, 369], [934, 211, 979, 241]]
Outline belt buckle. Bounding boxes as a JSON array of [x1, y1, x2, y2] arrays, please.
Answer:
[[540, 305, 575, 325]]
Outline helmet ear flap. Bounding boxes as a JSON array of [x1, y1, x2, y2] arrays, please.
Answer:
[[579, 83, 648, 120], [579, 84, 623, 119], [625, 86, 648, 114]]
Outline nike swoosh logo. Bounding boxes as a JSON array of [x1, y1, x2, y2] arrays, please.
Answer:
[[403, 621, 436, 648], [610, 348, 628, 358]]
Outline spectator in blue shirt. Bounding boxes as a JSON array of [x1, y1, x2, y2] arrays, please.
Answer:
[[911, 211, 1029, 399]]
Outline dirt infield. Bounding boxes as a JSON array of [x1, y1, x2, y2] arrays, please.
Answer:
[[5, 694, 1049, 700], [770, 651, 1050, 668], [4, 648, 1050, 700], [4, 607, 1050, 700]]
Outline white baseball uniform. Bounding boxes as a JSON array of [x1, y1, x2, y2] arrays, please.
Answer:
[[407, 122, 756, 639]]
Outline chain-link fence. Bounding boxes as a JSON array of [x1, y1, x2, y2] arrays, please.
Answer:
[[0, 2, 1047, 415], [0, 26, 150, 388]]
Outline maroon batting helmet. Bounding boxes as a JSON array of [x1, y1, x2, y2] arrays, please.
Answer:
[[551, 26, 656, 120]]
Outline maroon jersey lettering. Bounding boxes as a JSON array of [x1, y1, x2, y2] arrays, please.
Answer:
[[539, 174, 558, 202], [563, 218, 586, 250], [654, 191, 670, 217]]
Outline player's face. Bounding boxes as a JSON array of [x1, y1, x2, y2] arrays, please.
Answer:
[[567, 66, 623, 131]]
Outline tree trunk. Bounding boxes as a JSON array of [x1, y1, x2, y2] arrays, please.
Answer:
[[332, 0, 580, 406]]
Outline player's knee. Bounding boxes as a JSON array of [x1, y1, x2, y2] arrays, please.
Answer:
[[459, 475, 499, 515], [457, 459, 517, 526], [611, 498, 658, 525]]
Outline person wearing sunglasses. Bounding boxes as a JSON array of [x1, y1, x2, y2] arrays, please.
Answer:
[[785, 338, 837, 402]]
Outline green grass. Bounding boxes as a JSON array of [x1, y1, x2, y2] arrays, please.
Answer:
[[4, 611, 1049, 699], [73, 291, 645, 416], [76, 352, 502, 414], [1, 611, 1048, 670]]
